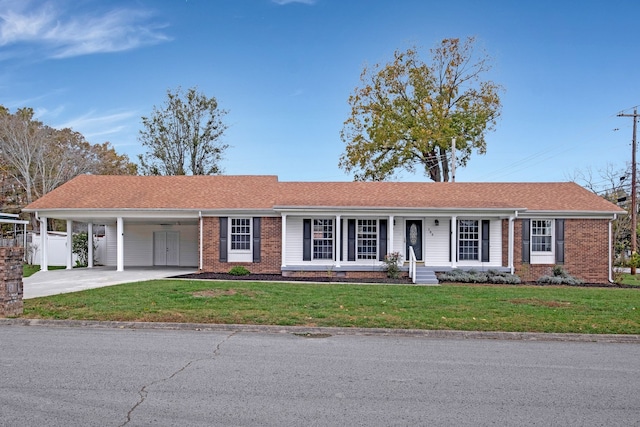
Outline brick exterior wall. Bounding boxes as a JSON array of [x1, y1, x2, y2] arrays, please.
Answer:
[[0, 247, 24, 317], [509, 218, 610, 284], [200, 216, 281, 274], [200, 216, 611, 283]]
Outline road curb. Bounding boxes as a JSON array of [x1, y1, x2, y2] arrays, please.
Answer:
[[1, 318, 639, 343]]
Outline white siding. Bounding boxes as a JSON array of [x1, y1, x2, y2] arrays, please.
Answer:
[[455, 219, 502, 268], [105, 225, 117, 267], [425, 218, 451, 265], [392, 218, 404, 255], [103, 223, 198, 267], [489, 219, 503, 265], [285, 217, 304, 265]]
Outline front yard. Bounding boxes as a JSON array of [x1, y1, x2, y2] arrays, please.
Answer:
[[20, 279, 640, 334]]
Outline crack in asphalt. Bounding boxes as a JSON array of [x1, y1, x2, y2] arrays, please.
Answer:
[[119, 330, 238, 426]]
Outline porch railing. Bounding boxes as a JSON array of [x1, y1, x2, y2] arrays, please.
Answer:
[[408, 246, 417, 284]]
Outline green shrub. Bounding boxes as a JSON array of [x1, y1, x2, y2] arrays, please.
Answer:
[[228, 265, 251, 276], [72, 232, 96, 267], [437, 269, 521, 284], [537, 265, 583, 285], [383, 252, 403, 279]]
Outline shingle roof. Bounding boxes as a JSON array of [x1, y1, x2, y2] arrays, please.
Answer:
[[23, 175, 624, 213], [24, 175, 280, 210]]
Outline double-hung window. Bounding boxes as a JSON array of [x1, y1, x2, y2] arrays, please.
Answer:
[[531, 220, 552, 252], [458, 220, 479, 261], [313, 219, 333, 260], [230, 218, 251, 251], [357, 219, 377, 260]]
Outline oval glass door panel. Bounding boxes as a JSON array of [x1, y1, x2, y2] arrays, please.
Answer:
[[409, 224, 418, 245]]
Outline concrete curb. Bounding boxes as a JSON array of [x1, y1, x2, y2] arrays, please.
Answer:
[[1, 318, 639, 343]]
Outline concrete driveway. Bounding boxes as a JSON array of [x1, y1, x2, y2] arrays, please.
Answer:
[[23, 266, 197, 299]]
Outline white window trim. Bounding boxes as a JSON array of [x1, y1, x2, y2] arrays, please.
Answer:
[[458, 219, 480, 262], [530, 219, 555, 264], [229, 217, 252, 262], [312, 218, 334, 261], [357, 218, 378, 261]]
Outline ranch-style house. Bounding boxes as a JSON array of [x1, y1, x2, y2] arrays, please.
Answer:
[[23, 174, 625, 284]]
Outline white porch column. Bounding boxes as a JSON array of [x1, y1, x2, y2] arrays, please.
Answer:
[[508, 216, 515, 274], [88, 222, 94, 268], [450, 215, 457, 268], [116, 217, 124, 272], [40, 216, 48, 271], [388, 215, 394, 257], [66, 220, 73, 269], [281, 214, 287, 268], [335, 215, 341, 267]]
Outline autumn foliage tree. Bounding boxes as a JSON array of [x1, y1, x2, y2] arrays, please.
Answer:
[[339, 37, 503, 182], [0, 106, 137, 215], [138, 87, 228, 176]]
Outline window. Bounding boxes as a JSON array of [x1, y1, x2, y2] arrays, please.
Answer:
[[357, 219, 377, 260], [230, 218, 251, 251], [313, 219, 333, 259], [458, 220, 479, 261], [531, 220, 552, 252]]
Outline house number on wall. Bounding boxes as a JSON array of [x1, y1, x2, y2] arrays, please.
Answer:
[[409, 223, 418, 245]]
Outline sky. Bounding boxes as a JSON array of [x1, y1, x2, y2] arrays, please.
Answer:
[[1, 0, 639, 190]]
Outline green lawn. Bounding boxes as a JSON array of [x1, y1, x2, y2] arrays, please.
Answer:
[[21, 279, 640, 334], [618, 273, 640, 287], [23, 264, 65, 278]]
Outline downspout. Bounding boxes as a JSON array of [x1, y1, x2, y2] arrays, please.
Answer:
[[609, 214, 616, 283], [199, 211, 203, 271]]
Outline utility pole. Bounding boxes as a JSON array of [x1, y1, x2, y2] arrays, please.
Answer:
[[451, 137, 456, 183], [618, 108, 639, 274]]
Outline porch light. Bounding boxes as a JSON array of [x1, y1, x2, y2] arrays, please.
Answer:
[[434, 219, 439, 226]]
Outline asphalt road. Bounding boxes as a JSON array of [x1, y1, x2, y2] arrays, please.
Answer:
[[1, 325, 640, 426]]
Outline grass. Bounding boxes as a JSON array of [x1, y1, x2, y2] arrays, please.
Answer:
[[618, 273, 640, 287], [20, 279, 640, 334], [23, 264, 65, 278]]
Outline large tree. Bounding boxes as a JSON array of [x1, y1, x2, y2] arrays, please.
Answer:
[[339, 37, 503, 182], [0, 106, 137, 211], [138, 86, 228, 176]]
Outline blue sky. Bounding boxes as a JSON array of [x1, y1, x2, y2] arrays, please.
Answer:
[[1, 0, 639, 188]]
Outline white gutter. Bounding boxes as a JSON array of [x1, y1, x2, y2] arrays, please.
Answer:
[[609, 214, 616, 283]]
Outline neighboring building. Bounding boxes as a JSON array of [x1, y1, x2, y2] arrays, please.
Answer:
[[23, 175, 625, 284]]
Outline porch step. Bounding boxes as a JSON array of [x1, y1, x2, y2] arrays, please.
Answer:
[[414, 267, 439, 285]]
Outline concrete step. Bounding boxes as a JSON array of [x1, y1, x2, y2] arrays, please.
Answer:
[[414, 267, 439, 285]]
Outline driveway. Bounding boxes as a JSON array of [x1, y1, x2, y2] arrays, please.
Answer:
[[23, 266, 197, 299]]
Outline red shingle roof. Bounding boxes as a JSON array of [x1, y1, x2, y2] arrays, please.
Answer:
[[23, 175, 624, 213]]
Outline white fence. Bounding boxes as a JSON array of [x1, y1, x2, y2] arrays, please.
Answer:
[[29, 232, 107, 267]]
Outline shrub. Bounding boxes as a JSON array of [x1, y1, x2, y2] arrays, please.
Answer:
[[228, 265, 251, 276], [72, 232, 96, 267], [537, 265, 583, 285], [383, 252, 403, 279], [437, 269, 521, 284]]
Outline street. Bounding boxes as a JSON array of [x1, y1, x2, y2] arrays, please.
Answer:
[[1, 325, 639, 426]]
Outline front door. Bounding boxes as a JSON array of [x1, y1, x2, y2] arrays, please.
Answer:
[[154, 231, 180, 266], [406, 220, 423, 261]]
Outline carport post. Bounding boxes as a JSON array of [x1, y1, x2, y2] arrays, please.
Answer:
[[116, 217, 124, 272], [40, 216, 48, 272], [66, 220, 73, 270], [88, 223, 94, 268]]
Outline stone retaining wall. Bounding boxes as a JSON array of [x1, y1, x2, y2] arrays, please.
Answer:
[[0, 247, 24, 317]]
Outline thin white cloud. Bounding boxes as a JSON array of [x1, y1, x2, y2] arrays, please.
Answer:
[[272, 0, 316, 5], [57, 109, 139, 140], [0, 0, 170, 59]]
